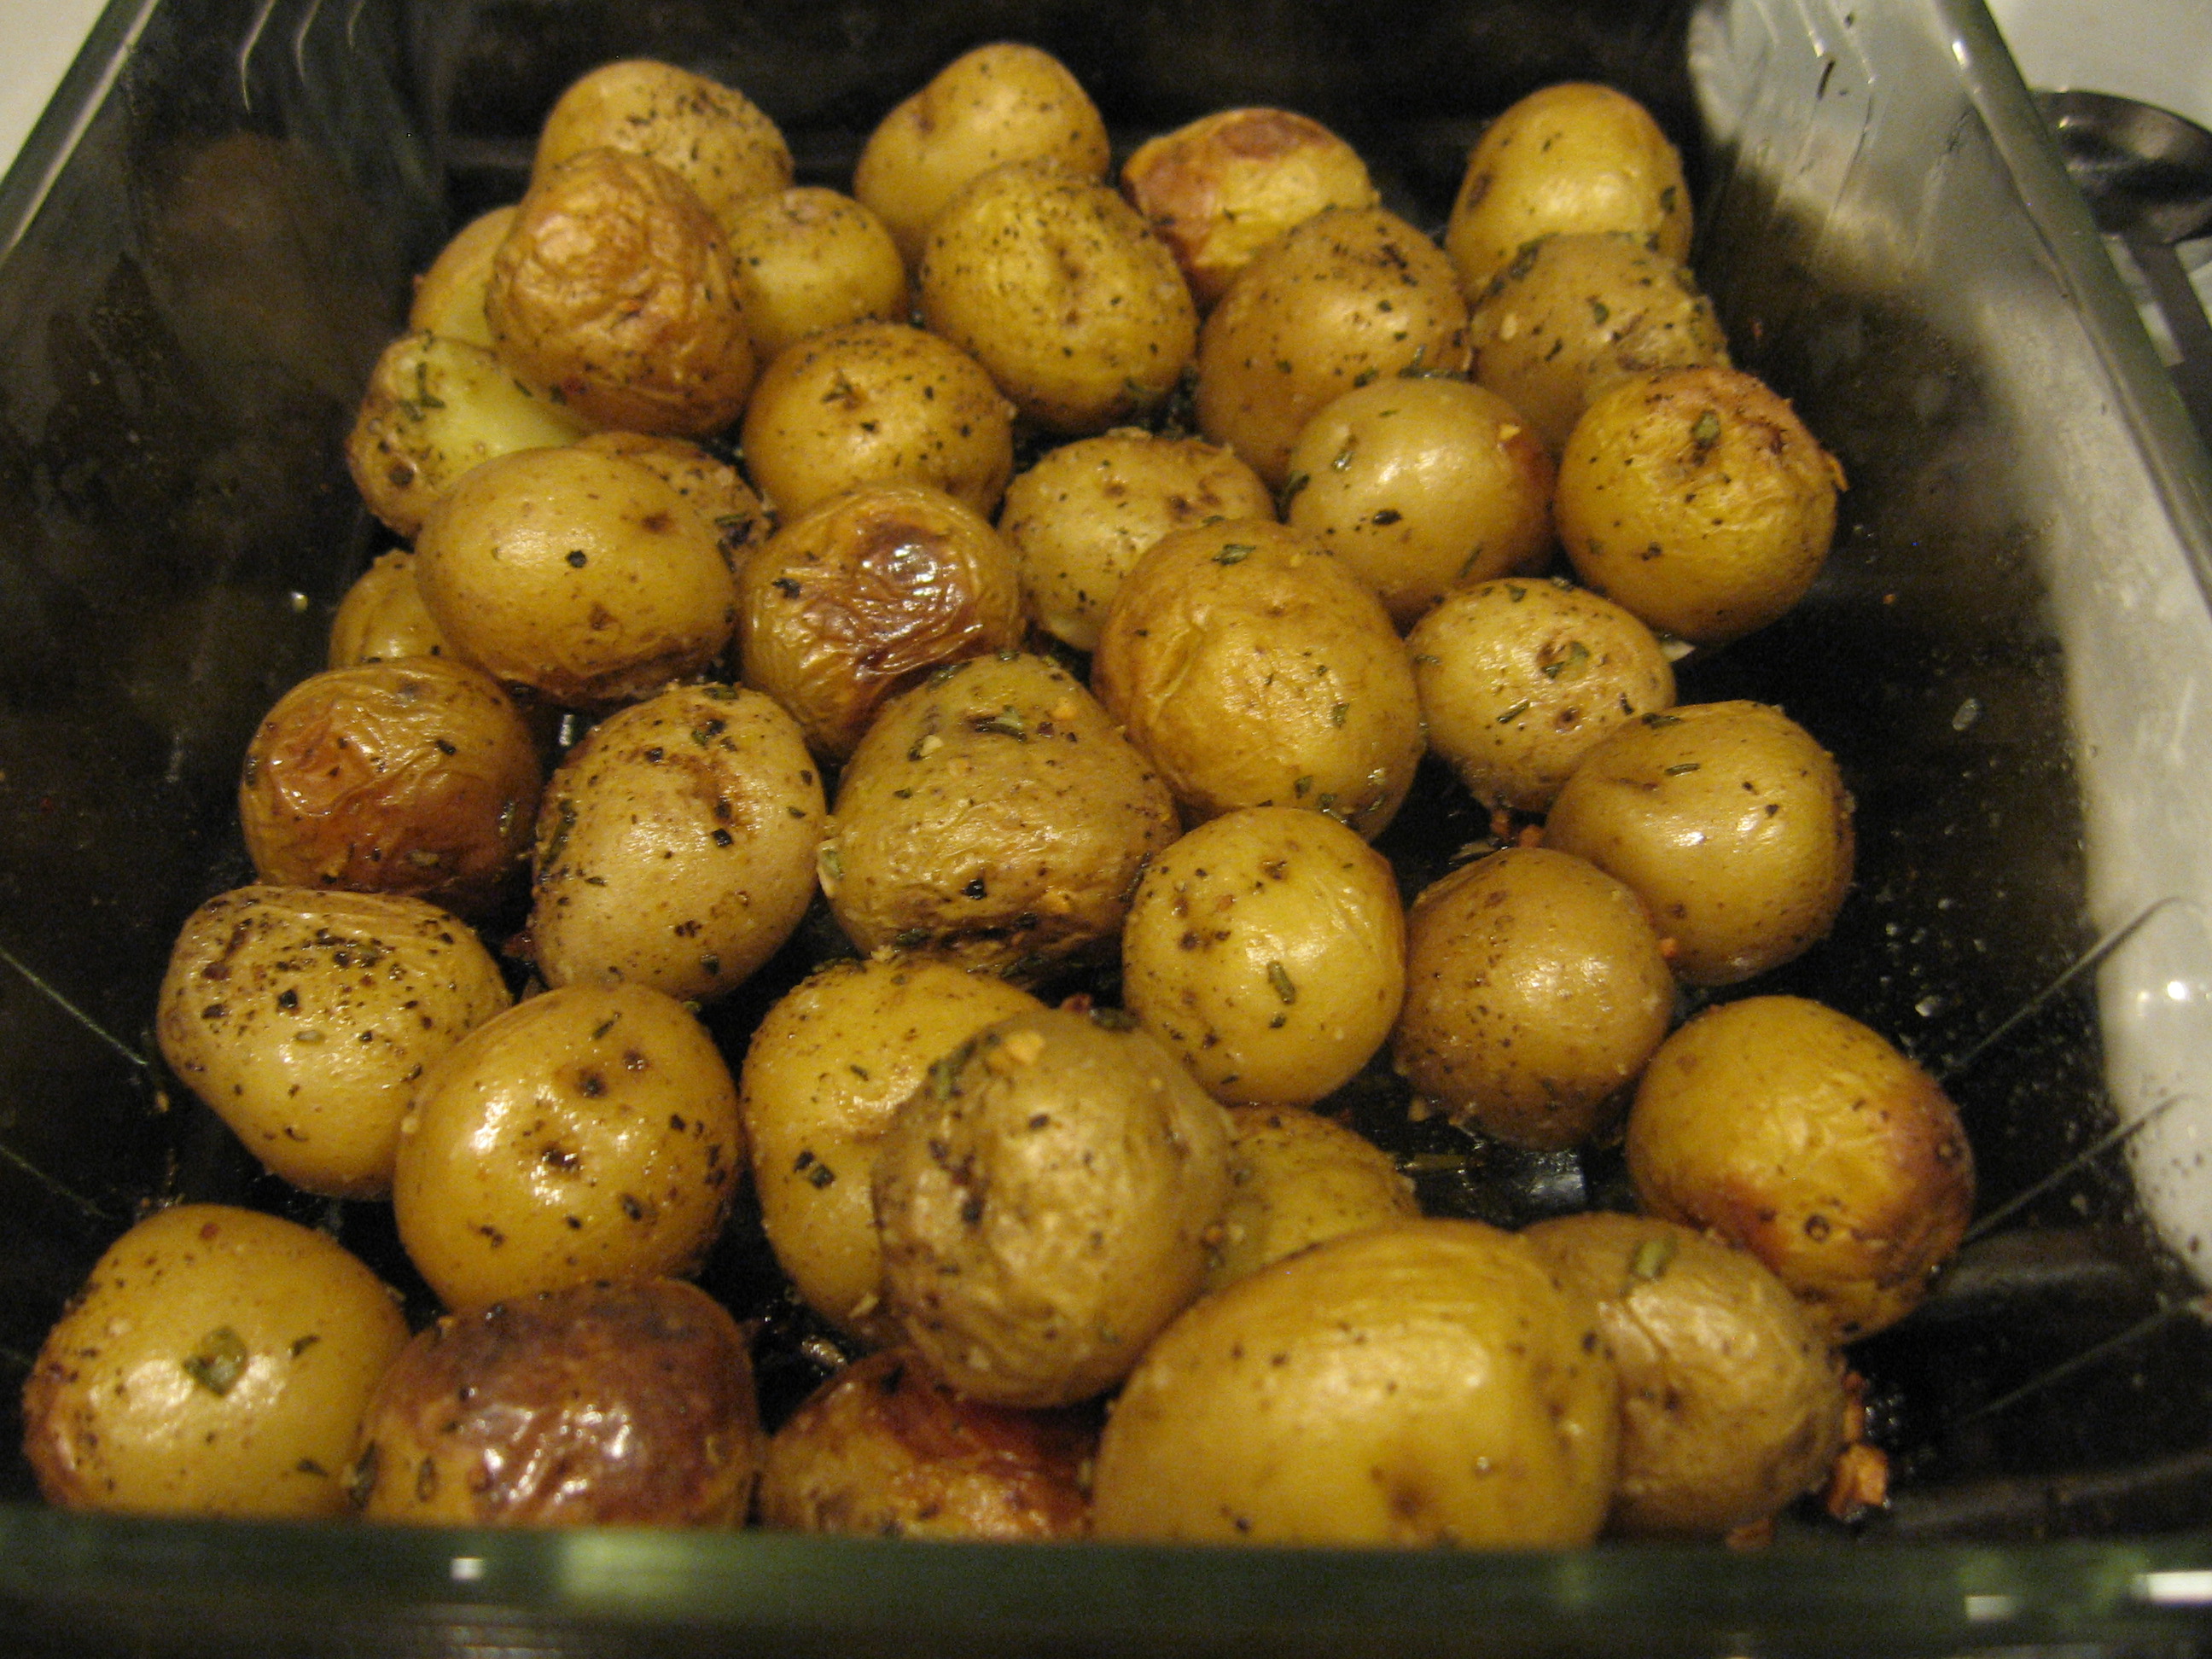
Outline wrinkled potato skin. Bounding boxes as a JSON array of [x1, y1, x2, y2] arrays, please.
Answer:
[[528, 684, 823, 1003], [1557, 365, 1845, 644], [1091, 519, 1424, 840], [741, 958, 1044, 1340], [1409, 577, 1674, 812], [874, 1008, 1234, 1407], [1122, 807, 1406, 1108], [1196, 207, 1470, 488], [351, 1278, 762, 1527], [1283, 377, 1555, 626], [1091, 1220, 1618, 1545], [737, 484, 1027, 761], [1445, 83, 1691, 296], [410, 206, 515, 349], [157, 887, 511, 1199], [393, 983, 743, 1312], [1543, 701, 1854, 986], [329, 549, 451, 667], [1524, 1213, 1848, 1538], [820, 653, 1179, 975], [1627, 997, 1975, 1342], [487, 147, 754, 437], [998, 429, 1275, 654], [742, 322, 1016, 521], [1206, 1105, 1417, 1293], [759, 1348, 1095, 1539], [239, 657, 541, 916], [854, 43, 1111, 265], [1121, 108, 1378, 309], [573, 430, 771, 573], [1393, 847, 1674, 1150], [725, 187, 911, 361], [23, 1206, 407, 1518]]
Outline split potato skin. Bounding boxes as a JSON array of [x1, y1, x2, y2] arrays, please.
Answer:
[[329, 549, 451, 668], [1206, 1105, 1418, 1294], [22, 1205, 407, 1518], [724, 187, 911, 363]]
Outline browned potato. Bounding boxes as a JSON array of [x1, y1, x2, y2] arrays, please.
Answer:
[[725, 186, 911, 361], [1206, 1105, 1417, 1293], [350, 1278, 762, 1527], [736, 483, 1026, 760], [238, 657, 541, 916], [1627, 996, 1976, 1342], [329, 549, 450, 667], [758, 1349, 1095, 1539], [573, 430, 771, 573], [409, 206, 515, 348]]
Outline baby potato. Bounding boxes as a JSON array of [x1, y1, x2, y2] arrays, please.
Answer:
[[874, 1006, 1234, 1407], [1122, 806, 1406, 1109], [238, 656, 541, 916], [1393, 847, 1674, 1150], [393, 982, 743, 1312], [758, 1348, 1095, 1540], [1121, 108, 1379, 310], [573, 430, 771, 573], [998, 428, 1275, 654], [156, 886, 511, 1198], [1467, 232, 1731, 454], [1283, 377, 1555, 627], [22, 1205, 407, 1518], [1408, 577, 1675, 813], [329, 549, 450, 667], [1195, 206, 1470, 489], [819, 652, 1179, 977], [740, 321, 1016, 521], [1091, 518, 1424, 840], [1206, 1105, 1417, 1293], [1557, 365, 1846, 644], [345, 329, 587, 538], [918, 160, 1198, 434], [1524, 1213, 1848, 1538], [737, 483, 1026, 761], [350, 1278, 761, 1528], [741, 958, 1044, 1339], [725, 187, 910, 362], [487, 147, 754, 437], [409, 205, 515, 349], [1543, 700, 1854, 986], [527, 683, 823, 1003], [853, 42, 1111, 265], [414, 445, 738, 710], [1091, 1219, 1617, 1546], [1626, 996, 1976, 1342], [1444, 82, 1692, 296]]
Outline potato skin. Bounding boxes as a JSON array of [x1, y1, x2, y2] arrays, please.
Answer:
[[1091, 1220, 1618, 1545], [1627, 996, 1975, 1342], [350, 1278, 762, 1527], [725, 187, 911, 362], [573, 430, 771, 574], [157, 886, 512, 1198], [23, 1205, 407, 1517], [1207, 1105, 1417, 1293], [410, 206, 514, 348], [329, 549, 451, 668]]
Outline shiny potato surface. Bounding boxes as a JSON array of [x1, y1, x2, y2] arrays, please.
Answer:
[[573, 430, 771, 573], [1206, 1105, 1417, 1293], [724, 186, 911, 362], [409, 205, 515, 349], [329, 549, 451, 667]]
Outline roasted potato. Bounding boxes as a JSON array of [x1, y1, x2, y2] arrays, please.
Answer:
[[724, 186, 911, 362], [409, 205, 515, 349], [328, 549, 451, 667], [1206, 1104, 1417, 1293], [573, 429, 771, 572]]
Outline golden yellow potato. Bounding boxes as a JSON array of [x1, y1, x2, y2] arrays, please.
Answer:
[[741, 958, 1044, 1340], [1523, 1212, 1848, 1538], [527, 683, 823, 1003], [918, 160, 1198, 434], [725, 186, 910, 361], [998, 428, 1275, 653], [736, 483, 1026, 760], [1408, 577, 1675, 812], [1445, 82, 1691, 295], [853, 42, 1111, 265], [1091, 1220, 1618, 1545], [1627, 996, 1976, 1342], [1122, 807, 1406, 1108], [1206, 1105, 1417, 1293], [1195, 206, 1470, 488], [573, 429, 771, 573], [819, 652, 1179, 976], [1542, 700, 1854, 986], [409, 205, 515, 349], [350, 1278, 761, 1527], [156, 886, 511, 1198], [1121, 107, 1378, 308], [875, 1006, 1234, 1406], [1091, 518, 1425, 840], [238, 657, 541, 916], [486, 146, 754, 437], [1282, 377, 1555, 626], [758, 1348, 1096, 1539], [740, 321, 1016, 521], [329, 549, 451, 667], [22, 1205, 407, 1517], [1557, 365, 1846, 644], [392, 983, 743, 1312]]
